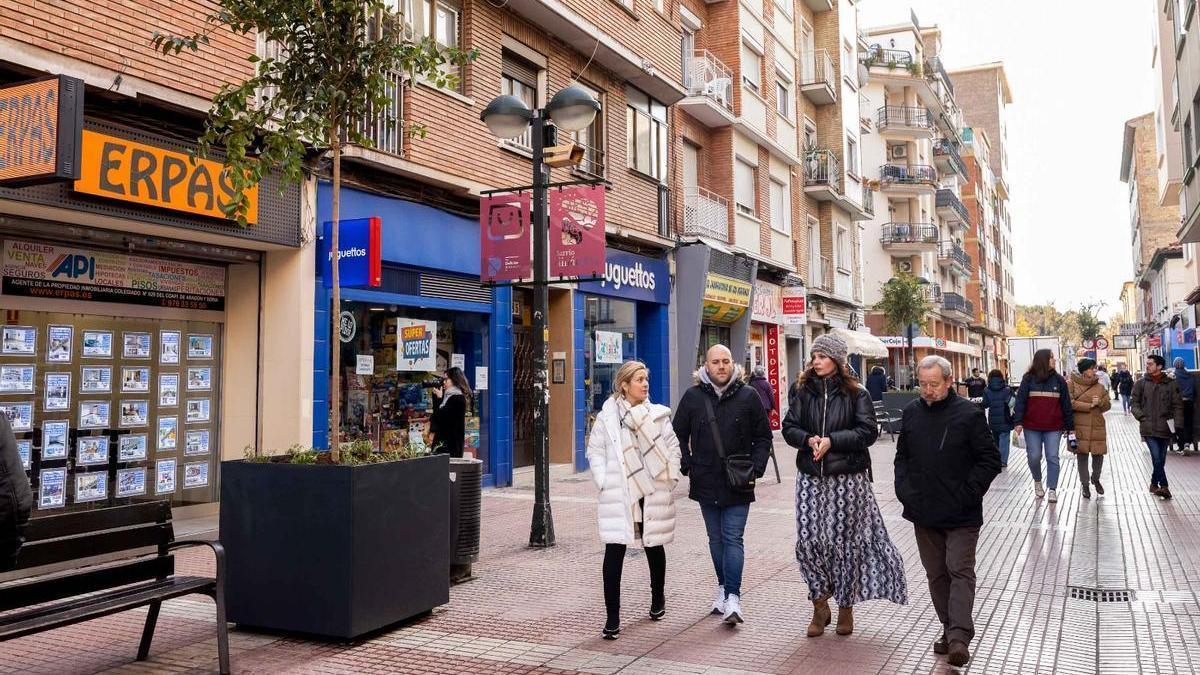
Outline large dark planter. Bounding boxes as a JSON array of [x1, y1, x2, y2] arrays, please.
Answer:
[[219, 454, 450, 639]]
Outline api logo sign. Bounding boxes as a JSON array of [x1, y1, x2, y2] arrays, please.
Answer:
[[49, 253, 95, 281]]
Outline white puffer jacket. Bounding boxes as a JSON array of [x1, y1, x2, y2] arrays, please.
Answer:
[[586, 397, 682, 547]]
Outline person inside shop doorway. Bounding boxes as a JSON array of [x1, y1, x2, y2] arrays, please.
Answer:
[[428, 367, 474, 458]]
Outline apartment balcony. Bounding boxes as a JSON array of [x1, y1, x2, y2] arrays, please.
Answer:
[[859, 93, 873, 132], [933, 139, 968, 179], [803, 150, 841, 200], [925, 56, 954, 96], [809, 255, 833, 293], [879, 164, 938, 195], [877, 106, 935, 138], [880, 222, 939, 253], [800, 49, 837, 105], [938, 242, 974, 279], [922, 282, 943, 303], [941, 292, 974, 320], [801, 0, 833, 10], [936, 189, 970, 224], [859, 47, 915, 70], [679, 51, 735, 127], [351, 69, 406, 158], [682, 186, 730, 243]]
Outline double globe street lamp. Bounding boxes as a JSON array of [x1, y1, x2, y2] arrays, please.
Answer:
[[480, 86, 601, 547]]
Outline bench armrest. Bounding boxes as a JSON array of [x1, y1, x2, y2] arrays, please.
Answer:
[[166, 540, 226, 586]]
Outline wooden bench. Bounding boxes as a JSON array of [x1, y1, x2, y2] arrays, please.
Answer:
[[0, 501, 229, 674]]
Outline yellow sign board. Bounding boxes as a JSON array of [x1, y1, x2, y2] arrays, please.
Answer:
[[74, 130, 258, 224], [702, 274, 752, 324]]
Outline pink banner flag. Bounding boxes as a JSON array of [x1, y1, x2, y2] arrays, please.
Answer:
[[549, 185, 606, 279], [480, 193, 532, 283]]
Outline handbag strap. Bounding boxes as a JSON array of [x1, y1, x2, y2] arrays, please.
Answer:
[[701, 394, 727, 460]]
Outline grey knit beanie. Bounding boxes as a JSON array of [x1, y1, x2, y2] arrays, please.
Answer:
[[811, 333, 849, 365]]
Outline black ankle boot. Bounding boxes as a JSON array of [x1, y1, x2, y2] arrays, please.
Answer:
[[650, 590, 666, 620], [603, 614, 620, 639]]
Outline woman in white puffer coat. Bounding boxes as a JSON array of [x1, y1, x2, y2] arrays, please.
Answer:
[[587, 360, 681, 640]]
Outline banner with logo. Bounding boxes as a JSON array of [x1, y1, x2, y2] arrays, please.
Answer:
[[396, 319, 437, 372], [480, 193, 532, 283], [751, 280, 782, 324], [577, 249, 670, 304], [1, 239, 225, 310], [766, 325, 781, 430], [549, 185, 605, 279], [320, 217, 381, 288], [782, 286, 807, 325]]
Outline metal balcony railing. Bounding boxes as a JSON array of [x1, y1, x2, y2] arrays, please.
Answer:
[[682, 186, 730, 243], [684, 51, 734, 112], [574, 142, 606, 179], [880, 223, 939, 245], [939, 242, 973, 272], [925, 56, 954, 95], [877, 106, 934, 130], [942, 292, 970, 315], [804, 150, 841, 187], [880, 164, 938, 186], [933, 139, 968, 177], [354, 69, 406, 157], [810, 255, 833, 291], [800, 49, 836, 87], [859, 46, 914, 68], [922, 283, 943, 303], [937, 189, 970, 223]]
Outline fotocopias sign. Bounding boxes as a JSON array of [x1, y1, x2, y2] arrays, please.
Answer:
[[0, 75, 85, 186], [480, 193, 531, 283]]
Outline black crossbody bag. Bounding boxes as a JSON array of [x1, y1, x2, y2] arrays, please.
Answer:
[[702, 395, 757, 492]]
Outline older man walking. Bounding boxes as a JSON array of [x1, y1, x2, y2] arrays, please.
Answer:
[[894, 356, 1001, 667]]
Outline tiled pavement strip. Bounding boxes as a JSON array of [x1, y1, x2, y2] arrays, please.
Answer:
[[4, 410, 1200, 673]]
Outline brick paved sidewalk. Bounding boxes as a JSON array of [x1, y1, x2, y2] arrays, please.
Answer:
[[4, 410, 1200, 674]]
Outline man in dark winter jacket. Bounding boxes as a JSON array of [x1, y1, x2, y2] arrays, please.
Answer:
[[1112, 363, 1134, 413], [1172, 358, 1196, 455], [0, 413, 33, 571], [673, 344, 772, 625], [962, 368, 987, 400], [1133, 355, 1184, 499], [895, 356, 1001, 668], [865, 366, 889, 402]]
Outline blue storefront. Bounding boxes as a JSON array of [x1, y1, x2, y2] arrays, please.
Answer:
[[313, 183, 514, 487], [574, 249, 670, 470]]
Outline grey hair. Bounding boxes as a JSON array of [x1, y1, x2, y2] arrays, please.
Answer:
[[753, 365, 767, 377], [918, 355, 953, 379]]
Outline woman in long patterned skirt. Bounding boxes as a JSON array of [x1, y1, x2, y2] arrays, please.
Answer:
[[781, 333, 907, 637]]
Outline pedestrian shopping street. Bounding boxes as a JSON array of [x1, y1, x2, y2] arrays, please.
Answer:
[[4, 409, 1200, 674]]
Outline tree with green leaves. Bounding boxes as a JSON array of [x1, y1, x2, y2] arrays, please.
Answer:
[[875, 273, 932, 386], [1076, 301, 1107, 343], [154, 0, 474, 460]]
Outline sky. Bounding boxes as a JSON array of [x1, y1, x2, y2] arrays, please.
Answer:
[[859, 0, 1157, 312]]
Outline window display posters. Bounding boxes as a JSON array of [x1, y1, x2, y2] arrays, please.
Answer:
[[121, 367, 151, 392], [117, 467, 146, 497], [397, 319, 437, 372], [75, 472, 107, 502], [120, 400, 149, 427], [185, 429, 210, 456], [1, 402, 33, 431], [188, 334, 213, 359], [160, 331, 181, 365], [119, 434, 148, 461], [2, 326, 35, 355], [186, 398, 210, 423], [82, 330, 113, 358], [16, 439, 30, 470], [184, 461, 209, 488], [47, 325, 73, 362], [0, 364, 34, 393], [157, 416, 178, 451], [76, 436, 108, 465], [43, 372, 70, 411], [42, 421, 68, 459], [159, 374, 179, 407], [39, 468, 66, 509], [595, 330, 624, 364], [187, 367, 212, 391], [155, 458, 176, 494], [123, 332, 151, 359], [79, 400, 110, 429], [81, 366, 112, 393]]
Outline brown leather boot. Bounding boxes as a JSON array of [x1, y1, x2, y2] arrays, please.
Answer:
[[835, 605, 853, 635], [806, 599, 831, 637]]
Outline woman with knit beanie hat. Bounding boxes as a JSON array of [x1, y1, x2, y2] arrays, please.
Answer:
[[1068, 358, 1110, 498], [782, 333, 907, 638]]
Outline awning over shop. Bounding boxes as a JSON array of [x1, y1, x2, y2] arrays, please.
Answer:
[[831, 327, 889, 358]]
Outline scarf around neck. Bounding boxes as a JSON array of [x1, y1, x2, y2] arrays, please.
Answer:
[[439, 386, 462, 409], [614, 397, 673, 520]]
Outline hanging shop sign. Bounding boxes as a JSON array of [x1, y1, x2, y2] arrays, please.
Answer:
[[765, 325, 781, 431], [320, 217, 382, 288], [549, 184, 605, 279], [1148, 334, 1163, 348], [480, 192, 531, 283], [751, 280, 783, 324], [702, 274, 752, 324], [0, 75, 85, 186], [1, 239, 226, 310], [781, 286, 807, 325], [577, 249, 670, 304], [73, 130, 259, 224], [1112, 334, 1136, 350], [878, 335, 980, 357], [396, 318, 437, 371]]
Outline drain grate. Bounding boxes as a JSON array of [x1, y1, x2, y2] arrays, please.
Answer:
[[1068, 586, 1135, 603]]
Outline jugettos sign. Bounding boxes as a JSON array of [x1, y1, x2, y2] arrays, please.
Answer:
[[578, 249, 670, 304]]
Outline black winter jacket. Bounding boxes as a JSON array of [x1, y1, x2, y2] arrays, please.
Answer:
[[894, 390, 1001, 529], [1112, 370, 1134, 395], [980, 376, 1015, 433], [865, 370, 888, 402], [0, 414, 32, 571], [429, 392, 467, 458], [782, 376, 878, 478], [673, 378, 773, 507]]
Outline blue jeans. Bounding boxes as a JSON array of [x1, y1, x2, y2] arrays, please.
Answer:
[[1024, 430, 1062, 490], [1145, 436, 1170, 488], [993, 431, 1011, 466], [699, 502, 750, 598], [1120, 394, 1131, 413]]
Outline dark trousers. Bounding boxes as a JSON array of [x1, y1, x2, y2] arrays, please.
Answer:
[[1076, 453, 1104, 485], [603, 544, 665, 623], [914, 525, 981, 646], [1177, 400, 1195, 451]]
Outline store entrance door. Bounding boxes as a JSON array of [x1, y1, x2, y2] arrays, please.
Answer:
[[512, 325, 534, 468]]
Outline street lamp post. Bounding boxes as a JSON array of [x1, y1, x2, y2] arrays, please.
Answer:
[[481, 87, 601, 548]]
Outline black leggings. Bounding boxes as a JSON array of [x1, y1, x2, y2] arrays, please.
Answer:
[[603, 544, 665, 621]]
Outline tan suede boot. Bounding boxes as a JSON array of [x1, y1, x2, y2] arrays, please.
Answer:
[[806, 598, 831, 637], [835, 606, 853, 635]]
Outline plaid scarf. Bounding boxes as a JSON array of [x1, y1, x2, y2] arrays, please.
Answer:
[[616, 398, 672, 521]]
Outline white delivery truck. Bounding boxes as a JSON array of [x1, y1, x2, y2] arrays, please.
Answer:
[[1006, 336, 1065, 386]]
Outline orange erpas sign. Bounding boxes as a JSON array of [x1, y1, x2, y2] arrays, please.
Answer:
[[0, 76, 84, 186], [73, 130, 258, 224]]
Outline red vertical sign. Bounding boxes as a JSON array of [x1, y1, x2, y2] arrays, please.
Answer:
[[480, 193, 532, 283], [766, 325, 781, 430], [549, 184, 606, 279]]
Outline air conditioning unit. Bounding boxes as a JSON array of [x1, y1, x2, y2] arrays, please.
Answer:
[[890, 145, 908, 160], [896, 260, 913, 273]]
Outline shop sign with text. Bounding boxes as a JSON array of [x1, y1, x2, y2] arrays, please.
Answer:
[[702, 274, 752, 324], [781, 287, 807, 325], [577, 249, 670, 304], [751, 280, 782, 324], [320, 217, 381, 288], [480, 193, 531, 283], [396, 319, 437, 371], [549, 185, 605, 279], [0, 76, 84, 186]]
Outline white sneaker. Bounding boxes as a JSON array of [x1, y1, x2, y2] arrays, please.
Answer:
[[711, 585, 726, 615], [1034, 481, 1045, 499], [723, 594, 744, 624], [1047, 489, 1058, 503]]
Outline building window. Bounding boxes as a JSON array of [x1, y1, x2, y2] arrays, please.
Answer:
[[776, 81, 791, 118], [836, 225, 850, 270], [501, 50, 541, 152], [735, 159, 757, 217], [846, 135, 859, 176], [741, 43, 761, 93], [770, 178, 790, 233], [681, 29, 696, 88], [574, 84, 606, 178], [627, 87, 669, 182], [841, 41, 853, 85], [1185, 115, 1195, 169]]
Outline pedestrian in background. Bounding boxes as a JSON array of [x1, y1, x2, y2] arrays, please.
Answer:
[[0, 412, 32, 571], [747, 365, 776, 418], [586, 360, 681, 639], [963, 368, 987, 401], [1013, 349, 1074, 503], [1132, 355, 1183, 500], [866, 366, 889, 403], [1097, 364, 1112, 394], [980, 369, 1015, 468], [895, 356, 1001, 668], [783, 334, 907, 639], [1171, 358, 1195, 455], [1068, 358, 1110, 498], [428, 367, 473, 458], [1113, 363, 1134, 413], [673, 345, 772, 624]]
